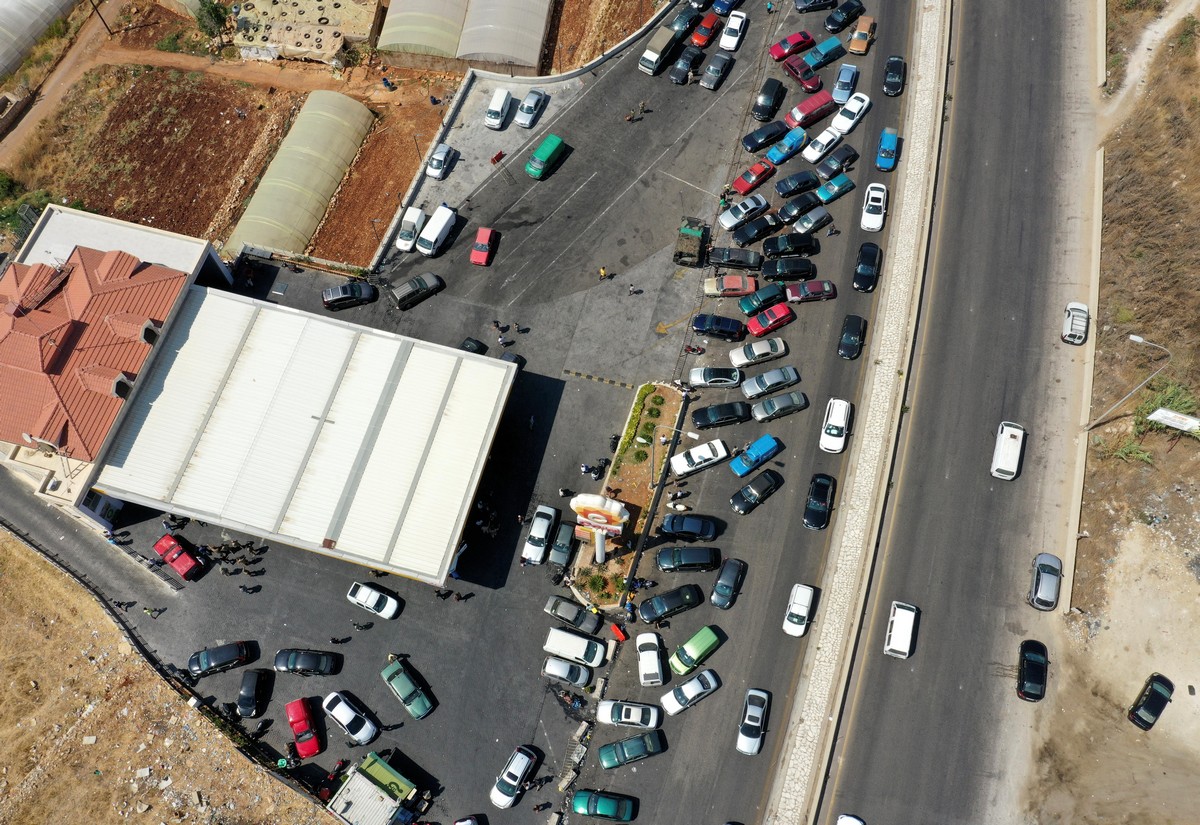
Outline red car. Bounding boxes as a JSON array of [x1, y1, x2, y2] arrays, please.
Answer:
[[692, 12, 722, 47], [285, 698, 323, 759], [786, 280, 837, 303], [782, 55, 823, 92], [769, 31, 815, 61], [731, 159, 776, 195], [747, 303, 796, 337], [152, 534, 200, 580], [470, 227, 497, 266]]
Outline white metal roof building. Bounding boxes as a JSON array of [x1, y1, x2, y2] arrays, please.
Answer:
[[93, 286, 517, 584]]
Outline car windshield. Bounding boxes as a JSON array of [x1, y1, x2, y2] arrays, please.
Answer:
[[825, 423, 844, 436], [787, 611, 808, 627]]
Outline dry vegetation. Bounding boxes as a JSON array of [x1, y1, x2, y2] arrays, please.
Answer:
[[1105, 0, 1168, 91], [0, 3, 90, 95]]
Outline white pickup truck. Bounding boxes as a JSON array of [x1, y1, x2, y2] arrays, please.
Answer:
[[1061, 302, 1089, 345]]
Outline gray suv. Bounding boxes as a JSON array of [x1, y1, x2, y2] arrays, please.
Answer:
[[1027, 553, 1062, 611], [656, 546, 722, 573]]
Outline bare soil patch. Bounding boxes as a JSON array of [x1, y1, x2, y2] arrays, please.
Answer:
[[547, 0, 662, 72], [0, 533, 325, 825], [1104, 0, 1168, 92]]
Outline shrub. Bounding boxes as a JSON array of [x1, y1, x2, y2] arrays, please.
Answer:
[[651, 395, 665, 406], [646, 407, 661, 418], [631, 449, 648, 463], [196, 1, 230, 37], [156, 33, 183, 53]]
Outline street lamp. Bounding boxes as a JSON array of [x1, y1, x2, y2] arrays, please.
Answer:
[[1085, 335, 1172, 430], [638, 425, 699, 490], [413, 132, 424, 159]]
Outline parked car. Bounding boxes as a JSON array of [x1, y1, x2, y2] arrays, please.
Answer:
[[853, 242, 882, 291], [714, 0, 743, 12], [656, 545, 722, 572], [236, 669, 269, 718], [660, 515, 718, 541], [470, 226, 497, 266], [670, 439, 731, 478], [719, 10, 748, 50], [1017, 640, 1048, 702], [691, 400, 753, 429], [690, 366, 744, 387], [783, 55, 823, 92], [815, 172, 855, 204], [733, 214, 784, 247], [825, 0, 865, 32], [860, 182, 888, 231], [1128, 673, 1174, 730], [738, 283, 787, 316], [782, 583, 815, 636], [830, 92, 870, 134], [187, 641, 249, 677], [597, 699, 664, 729], [670, 5, 704, 31], [571, 790, 635, 822], [816, 143, 859, 179], [322, 691, 377, 745], [732, 158, 776, 195], [803, 473, 835, 529], [876, 126, 899, 171], [794, 205, 832, 235], [838, 314, 866, 359], [742, 365, 800, 399], [670, 625, 723, 674], [786, 279, 836, 303], [763, 231, 819, 258], [708, 247, 763, 271], [847, 15, 876, 53], [831, 63, 859, 104], [670, 45, 706, 84], [521, 504, 559, 565], [795, 0, 837, 9], [751, 390, 809, 422], [1027, 553, 1063, 611], [719, 194, 770, 230], [704, 274, 757, 298], [730, 470, 782, 515], [802, 127, 841, 163], [346, 581, 400, 619], [730, 337, 788, 368], [766, 127, 810, 165], [542, 656, 591, 688], [700, 52, 734, 89], [638, 584, 705, 623], [273, 648, 337, 676], [775, 170, 821, 198], [382, 659, 434, 719], [778, 192, 824, 223], [730, 433, 782, 476], [710, 558, 748, 609], [692, 11, 722, 46], [882, 54, 907, 96], [321, 282, 377, 311], [762, 257, 817, 282], [741, 121, 790, 153], [513, 88, 547, 128], [598, 730, 666, 769], [489, 745, 536, 808], [426, 143, 453, 179], [820, 398, 853, 453], [769, 30, 815, 61], [661, 669, 721, 715], [544, 595, 604, 634], [747, 303, 796, 337], [395, 206, 427, 252], [1062, 302, 1090, 345], [692, 313, 747, 342], [751, 78, 786, 121], [735, 689, 770, 755], [152, 534, 201, 580], [636, 632, 665, 687], [285, 697, 322, 759]]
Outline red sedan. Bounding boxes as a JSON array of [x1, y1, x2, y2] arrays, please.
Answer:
[[470, 227, 497, 266], [783, 55, 823, 92], [786, 280, 837, 303], [769, 31, 815, 61], [285, 698, 323, 759], [152, 534, 200, 580], [692, 12, 722, 47], [731, 159, 776, 196], [747, 303, 796, 337]]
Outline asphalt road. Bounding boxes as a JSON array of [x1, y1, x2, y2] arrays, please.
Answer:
[[819, 1, 1094, 822]]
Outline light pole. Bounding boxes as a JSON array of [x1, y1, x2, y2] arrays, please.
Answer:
[[412, 132, 423, 160], [1085, 335, 1172, 430], [637, 424, 699, 490]]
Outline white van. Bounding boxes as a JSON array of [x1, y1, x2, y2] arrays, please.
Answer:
[[394, 206, 426, 252], [484, 89, 512, 130], [990, 421, 1025, 480], [543, 627, 606, 668], [884, 601, 918, 659], [415, 203, 456, 257]]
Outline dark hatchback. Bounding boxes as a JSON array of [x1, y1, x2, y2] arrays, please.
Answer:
[[838, 314, 866, 359], [321, 282, 377, 311], [273, 648, 338, 676], [764, 232, 819, 259], [815, 144, 859, 180], [656, 545, 722, 572], [762, 258, 817, 283], [188, 641, 250, 678], [708, 246, 764, 271], [638, 584, 705, 623], [670, 45, 706, 84], [824, 0, 865, 32], [852, 242, 882, 291], [660, 514, 719, 541], [237, 668, 270, 718], [730, 469, 782, 515], [733, 214, 784, 247], [775, 170, 821, 198], [691, 401, 753, 430], [803, 473, 835, 530], [751, 79, 786, 122], [692, 313, 746, 341], [1017, 640, 1048, 703], [882, 54, 907, 96], [778, 192, 823, 223], [794, 0, 837, 9], [741, 121, 789, 153], [1128, 673, 1174, 730]]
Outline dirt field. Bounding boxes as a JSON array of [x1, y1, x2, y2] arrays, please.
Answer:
[[0, 533, 326, 825]]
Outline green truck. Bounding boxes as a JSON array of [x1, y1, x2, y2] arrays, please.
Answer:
[[673, 216, 707, 268]]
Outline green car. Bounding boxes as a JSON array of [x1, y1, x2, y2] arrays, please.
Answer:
[[572, 789, 636, 821], [815, 172, 856, 204], [738, 283, 786, 316], [380, 660, 433, 720], [668, 625, 721, 676], [598, 730, 666, 769]]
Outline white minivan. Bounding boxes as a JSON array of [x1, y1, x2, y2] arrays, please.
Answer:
[[415, 203, 456, 257], [543, 627, 606, 668], [484, 89, 512, 130], [394, 206, 426, 252], [990, 421, 1025, 480], [884, 600, 918, 659]]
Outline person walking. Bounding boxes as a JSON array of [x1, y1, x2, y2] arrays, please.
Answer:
[[598, 266, 607, 281], [453, 592, 466, 602], [352, 621, 370, 631], [239, 584, 253, 594], [628, 284, 636, 296], [638, 100, 648, 114], [143, 607, 158, 619]]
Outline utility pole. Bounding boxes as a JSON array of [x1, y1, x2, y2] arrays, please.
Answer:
[[89, 0, 114, 36]]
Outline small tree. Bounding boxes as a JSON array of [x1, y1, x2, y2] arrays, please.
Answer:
[[196, 1, 230, 38]]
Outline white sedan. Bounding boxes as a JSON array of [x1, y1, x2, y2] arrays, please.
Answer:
[[636, 632, 665, 687], [597, 699, 663, 729], [670, 438, 730, 478], [819, 398, 852, 453], [801, 127, 842, 164], [661, 669, 721, 716], [735, 689, 770, 755], [346, 582, 400, 619], [782, 583, 814, 637], [860, 182, 888, 232], [729, 337, 788, 368], [830, 92, 870, 135], [719, 194, 769, 230], [322, 691, 377, 745], [719, 11, 747, 51], [521, 504, 558, 564]]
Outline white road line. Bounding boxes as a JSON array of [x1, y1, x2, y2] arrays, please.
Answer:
[[499, 171, 599, 287]]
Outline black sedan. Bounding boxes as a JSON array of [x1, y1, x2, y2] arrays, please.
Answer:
[[660, 514, 718, 541], [763, 232, 819, 259], [1128, 672, 1174, 730], [824, 0, 865, 32], [708, 246, 763, 271], [1017, 640, 1048, 702], [638, 584, 704, 624], [802, 473, 835, 530], [778, 193, 823, 224], [273, 648, 338, 676], [795, 0, 837, 9], [669, 45, 706, 85], [733, 214, 784, 247], [692, 313, 746, 341], [730, 470, 782, 515], [691, 401, 753, 430], [815, 144, 859, 180], [838, 314, 866, 359], [852, 242, 882, 292], [882, 54, 907, 96], [751, 78, 786, 122], [762, 258, 816, 283], [741, 121, 789, 153], [775, 170, 821, 198]]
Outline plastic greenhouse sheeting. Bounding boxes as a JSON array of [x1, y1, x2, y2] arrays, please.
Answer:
[[0, 0, 80, 79], [377, 0, 468, 59], [224, 91, 374, 256], [458, 0, 552, 67]]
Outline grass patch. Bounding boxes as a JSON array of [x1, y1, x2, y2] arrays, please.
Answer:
[[1106, 0, 1169, 92], [1133, 379, 1200, 439], [156, 33, 184, 53]]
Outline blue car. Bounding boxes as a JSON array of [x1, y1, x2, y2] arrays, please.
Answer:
[[876, 127, 899, 171], [730, 433, 782, 477], [713, 0, 743, 12], [765, 127, 809, 165], [815, 172, 855, 204], [692, 314, 746, 342], [802, 36, 845, 71]]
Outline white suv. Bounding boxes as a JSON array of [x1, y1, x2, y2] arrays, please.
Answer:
[[819, 398, 852, 453], [636, 632, 664, 687]]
